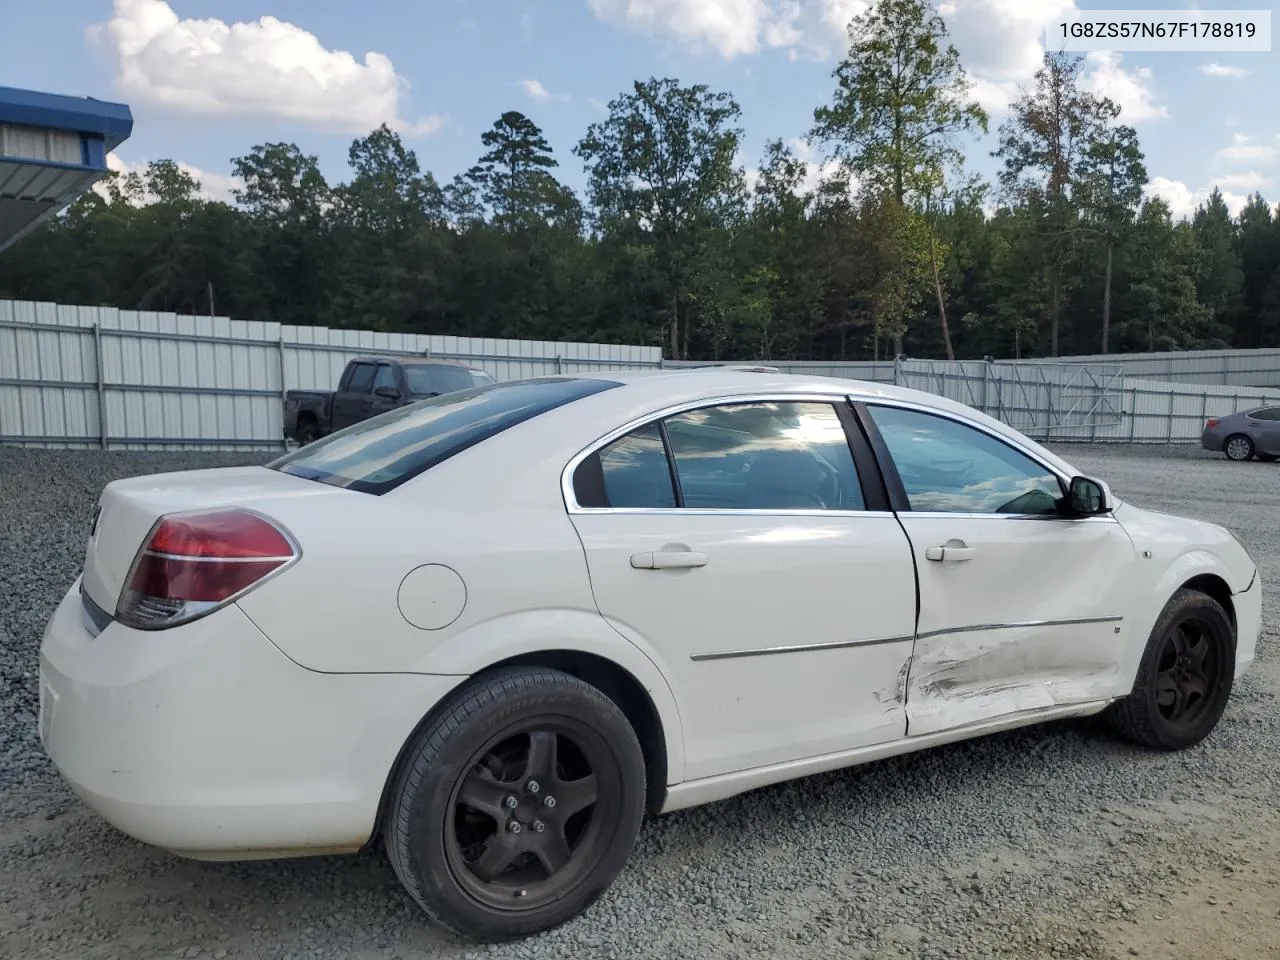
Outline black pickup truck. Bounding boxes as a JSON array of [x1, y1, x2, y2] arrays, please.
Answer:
[[283, 355, 496, 444]]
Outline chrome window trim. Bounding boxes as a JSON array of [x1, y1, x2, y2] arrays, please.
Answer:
[[561, 391, 865, 515], [559, 388, 1118, 523], [571, 507, 901, 519]]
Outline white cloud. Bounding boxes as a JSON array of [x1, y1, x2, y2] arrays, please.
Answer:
[[519, 79, 569, 103], [587, 0, 1093, 118], [1146, 176, 1249, 220], [586, 0, 777, 59], [1214, 133, 1279, 168], [1216, 171, 1274, 193], [521, 79, 553, 101], [90, 0, 441, 136], [1200, 63, 1250, 79], [97, 152, 244, 205], [1081, 51, 1167, 123]]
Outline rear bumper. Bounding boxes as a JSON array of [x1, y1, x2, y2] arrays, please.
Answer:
[[1201, 431, 1224, 452], [38, 578, 464, 859]]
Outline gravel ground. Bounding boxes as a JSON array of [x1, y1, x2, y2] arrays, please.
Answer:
[[2, 443, 1278, 960]]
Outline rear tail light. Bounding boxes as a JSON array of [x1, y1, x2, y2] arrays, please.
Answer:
[[116, 509, 299, 630], [1206, 418, 1220, 428]]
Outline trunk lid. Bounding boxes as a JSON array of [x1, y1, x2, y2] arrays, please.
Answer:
[[82, 465, 350, 614]]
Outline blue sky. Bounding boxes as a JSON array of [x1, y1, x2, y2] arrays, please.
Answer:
[[1, 0, 1277, 219]]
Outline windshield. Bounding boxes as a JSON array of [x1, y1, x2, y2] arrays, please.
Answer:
[[269, 377, 619, 494], [403, 363, 493, 396]]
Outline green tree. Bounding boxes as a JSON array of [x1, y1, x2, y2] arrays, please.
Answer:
[[575, 77, 745, 359], [467, 111, 580, 231], [1191, 188, 1244, 336], [230, 142, 334, 327], [996, 51, 1118, 356], [1235, 193, 1280, 346], [1080, 121, 1147, 353], [811, 0, 987, 356]]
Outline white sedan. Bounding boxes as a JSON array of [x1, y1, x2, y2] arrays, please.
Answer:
[[39, 369, 1260, 940]]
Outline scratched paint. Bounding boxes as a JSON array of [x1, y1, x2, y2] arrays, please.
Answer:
[[906, 623, 1123, 735]]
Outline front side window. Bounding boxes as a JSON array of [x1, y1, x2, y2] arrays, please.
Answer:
[[270, 377, 619, 494], [868, 405, 1064, 515], [371, 364, 396, 393]]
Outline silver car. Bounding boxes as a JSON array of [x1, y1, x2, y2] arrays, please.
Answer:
[[1202, 406, 1280, 461]]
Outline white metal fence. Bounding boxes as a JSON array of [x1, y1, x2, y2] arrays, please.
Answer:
[[895, 359, 1280, 444], [0, 300, 661, 451], [676, 349, 1280, 389], [4, 299, 1280, 449]]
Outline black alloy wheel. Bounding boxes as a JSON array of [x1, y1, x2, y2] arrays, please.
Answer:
[[1106, 588, 1235, 750], [445, 724, 611, 911], [383, 666, 646, 941]]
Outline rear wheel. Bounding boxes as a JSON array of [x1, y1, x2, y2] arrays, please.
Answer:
[[1224, 434, 1254, 461], [1105, 588, 1235, 750], [383, 666, 646, 941], [296, 417, 319, 445]]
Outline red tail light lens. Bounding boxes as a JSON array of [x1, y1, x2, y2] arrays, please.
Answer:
[[116, 510, 298, 630], [1206, 418, 1220, 428]]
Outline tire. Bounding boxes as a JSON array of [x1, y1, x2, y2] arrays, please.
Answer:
[[383, 666, 646, 941], [1105, 588, 1236, 751], [1224, 434, 1254, 461], [296, 418, 319, 445]]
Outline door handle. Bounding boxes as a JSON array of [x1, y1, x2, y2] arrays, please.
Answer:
[[925, 543, 976, 562], [631, 550, 708, 570]]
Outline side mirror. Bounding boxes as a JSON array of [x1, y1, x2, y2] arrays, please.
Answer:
[[373, 385, 400, 400], [1067, 476, 1110, 516]]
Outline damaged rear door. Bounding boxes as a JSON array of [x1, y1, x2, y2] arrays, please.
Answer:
[[860, 401, 1136, 737]]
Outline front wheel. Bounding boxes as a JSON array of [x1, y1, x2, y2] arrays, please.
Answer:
[[383, 666, 646, 941], [1224, 434, 1254, 461], [1105, 588, 1236, 750]]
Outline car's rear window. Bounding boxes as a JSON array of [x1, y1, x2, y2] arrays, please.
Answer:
[[268, 377, 620, 494]]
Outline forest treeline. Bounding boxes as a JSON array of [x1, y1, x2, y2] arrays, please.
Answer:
[[2, 0, 1278, 362]]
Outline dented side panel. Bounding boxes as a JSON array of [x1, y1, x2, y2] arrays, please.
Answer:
[[897, 514, 1138, 737]]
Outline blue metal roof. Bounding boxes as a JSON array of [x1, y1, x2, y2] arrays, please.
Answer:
[[0, 85, 134, 253], [0, 85, 133, 152]]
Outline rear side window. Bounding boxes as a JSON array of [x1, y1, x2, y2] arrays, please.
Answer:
[[269, 377, 619, 494], [1250, 407, 1280, 421], [573, 400, 866, 511], [576, 423, 677, 509]]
